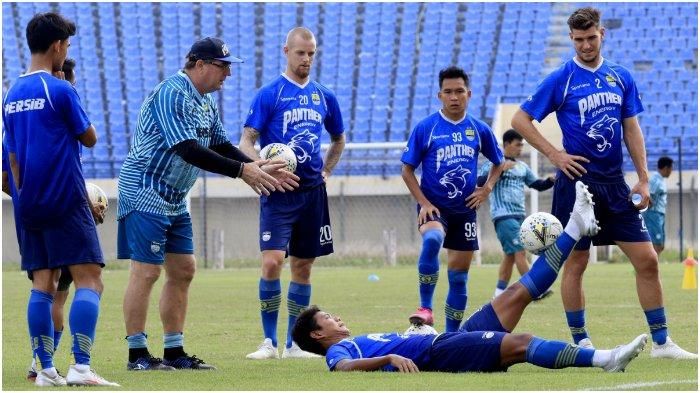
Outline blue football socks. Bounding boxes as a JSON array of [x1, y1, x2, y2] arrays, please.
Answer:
[[566, 310, 590, 344], [286, 282, 311, 348], [445, 270, 468, 332], [28, 289, 55, 370], [526, 336, 594, 368], [418, 229, 443, 309], [518, 233, 576, 299], [259, 278, 281, 347], [69, 288, 100, 365], [644, 307, 668, 345]]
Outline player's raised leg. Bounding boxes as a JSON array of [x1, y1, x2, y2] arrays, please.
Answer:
[[614, 241, 697, 359], [462, 181, 599, 333]]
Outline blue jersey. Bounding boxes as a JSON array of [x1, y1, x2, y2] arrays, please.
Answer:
[[2, 71, 91, 228], [401, 110, 504, 214], [244, 74, 344, 190], [325, 333, 436, 371], [648, 171, 667, 214], [117, 71, 229, 219], [479, 159, 538, 220], [521, 58, 643, 179]]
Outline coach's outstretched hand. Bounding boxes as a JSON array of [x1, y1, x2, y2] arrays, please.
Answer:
[[262, 159, 300, 192], [241, 160, 281, 196], [550, 150, 589, 179]]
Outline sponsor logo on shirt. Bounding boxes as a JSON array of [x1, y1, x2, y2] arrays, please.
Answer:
[[570, 83, 590, 91], [280, 97, 296, 102], [577, 92, 622, 125]]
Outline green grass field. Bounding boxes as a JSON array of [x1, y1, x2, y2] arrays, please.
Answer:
[[3, 262, 697, 390]]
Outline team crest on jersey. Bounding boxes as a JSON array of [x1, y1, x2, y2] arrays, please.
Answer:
[[464, 128, 475, 141], [311, 92, 321, 105], [289, 129, 318, 163], [586, 114, 618, 152], [605, 74, 617, 87], [439, 165, 471, 199]]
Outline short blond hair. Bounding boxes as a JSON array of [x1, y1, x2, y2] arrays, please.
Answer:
[[285, 27, 315, 47]]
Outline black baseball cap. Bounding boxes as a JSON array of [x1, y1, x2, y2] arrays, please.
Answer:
[[187, 37, 243, 64]]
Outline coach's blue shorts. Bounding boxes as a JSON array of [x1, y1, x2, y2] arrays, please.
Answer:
[[419, 206, 479, 251], [20, 201, 103, 273], [427, 331, 507, 372], [460, 303, 509, 333], [259, 185, 333, 258], [117, 211, 194, 264], [551, 173, 650, 250], [494, 216, 525, 254], [642, 211, 665, 246]]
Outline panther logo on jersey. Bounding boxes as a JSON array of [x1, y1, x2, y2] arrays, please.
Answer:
[[586, 114, 618, 152], [289, 129, 318, 164], [439, 165, 471, 199]]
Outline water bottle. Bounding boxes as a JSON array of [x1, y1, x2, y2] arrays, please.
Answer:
[[631, 193, 648, 212]]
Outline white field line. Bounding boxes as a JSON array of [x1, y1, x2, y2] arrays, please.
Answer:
[[581, 379, 697, 391]]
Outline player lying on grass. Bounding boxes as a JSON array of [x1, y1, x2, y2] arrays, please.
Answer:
[[293, 182, 648, 373]]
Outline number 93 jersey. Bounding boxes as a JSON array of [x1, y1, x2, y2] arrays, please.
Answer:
[[245, 74, 344, 190], [401, 111, 504, 214], [521, 58, 643, 179]]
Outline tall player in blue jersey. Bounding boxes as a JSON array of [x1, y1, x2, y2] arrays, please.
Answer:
[[239, 27, 346, 360], [401, 66, 505, 332], [512, 7, 696, 359], [2, 13, 118, 386], [292, 184, 648, 373], [118, 37, 299, 371]]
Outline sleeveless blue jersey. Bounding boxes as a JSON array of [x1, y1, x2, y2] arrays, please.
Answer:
[[325, 333, 436, 371], [401, 110, 504, 214], [244, 74, 344, 190], [521, 58, 643, 179], [2, 71, 91, 228]]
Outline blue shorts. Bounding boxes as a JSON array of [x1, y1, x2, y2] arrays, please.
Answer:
[[460, 303, 509, 333], [259, 185, 333, 258], [494, 216, 525, 254], [117, 211, 194, 264], [20, 202, 103, 273], [419, 206, 479, 251], [427, 331, 507, 372], [551, 174, 650, 250], [642, 211, 665, 246]]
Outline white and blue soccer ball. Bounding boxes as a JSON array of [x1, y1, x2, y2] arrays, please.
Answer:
[[519, 212, 563, 255], [403, 324, 438, 336], [86, 182, 108, 211], [259, 143, 297, 173]]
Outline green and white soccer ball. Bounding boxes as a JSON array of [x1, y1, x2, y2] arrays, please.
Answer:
[[259, 143, 297, 173], [403, 324, 438, 336], [519, 212, 563, 255]]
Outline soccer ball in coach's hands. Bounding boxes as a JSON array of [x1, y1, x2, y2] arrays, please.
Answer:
[[259, 143, 297, 173], [519, 212, 563, 255], [404, 324, 439, 336], [86, 182, 108, 212]]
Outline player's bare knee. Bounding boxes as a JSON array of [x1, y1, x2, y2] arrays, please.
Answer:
[[634, 253, 659, 279], [261, 257, 284, 278]]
